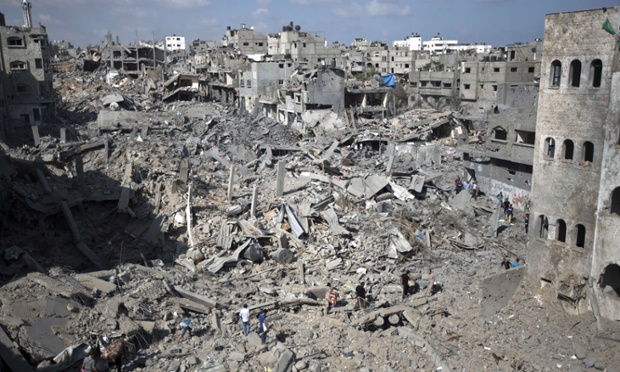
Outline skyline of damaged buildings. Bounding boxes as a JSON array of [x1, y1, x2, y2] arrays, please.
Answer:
[[0, 2, 619, 323]]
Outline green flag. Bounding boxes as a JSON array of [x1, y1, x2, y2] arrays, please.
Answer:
[[602, 17, 616, 35]]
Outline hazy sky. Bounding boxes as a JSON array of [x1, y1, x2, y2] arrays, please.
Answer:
[[0, 0, 618, 48]]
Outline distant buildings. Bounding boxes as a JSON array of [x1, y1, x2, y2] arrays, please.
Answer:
[[165, 35, 186, 51]]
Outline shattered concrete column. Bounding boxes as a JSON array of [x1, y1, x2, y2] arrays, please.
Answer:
[[186, 181, 195, 248], [227, 165, 236, 200], [250, 184, 258, 217], [276, 160, 285, 197], [31, 125, 40, 146]]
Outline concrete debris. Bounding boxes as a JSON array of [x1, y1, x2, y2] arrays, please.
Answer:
[[0, 56, 616, 372]]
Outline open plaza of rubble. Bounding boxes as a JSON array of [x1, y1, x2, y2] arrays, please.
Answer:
[[0, 67, 618, 371], [1, 2, 620, 372]]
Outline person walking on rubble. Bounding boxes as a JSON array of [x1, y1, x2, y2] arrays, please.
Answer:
[[102, 333, 128, 372], [400, 271, 411, 299], [258, 309, 268, 344], [82, 349, 98, 371], [324, 283, 340, 315], [177, 313, 192, 341], [471, 181, 478, 198], [428, 269, 436, 297], [524, 213, 530, 234], [506, 203, 514, 224], [239, 305, 251, 336], [355, 282, 367, 309]]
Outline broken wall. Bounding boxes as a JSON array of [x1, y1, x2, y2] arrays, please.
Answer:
[[592, 70, 620, 321]]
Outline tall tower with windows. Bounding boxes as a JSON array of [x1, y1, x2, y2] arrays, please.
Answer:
[[527, 7, 620, 321]]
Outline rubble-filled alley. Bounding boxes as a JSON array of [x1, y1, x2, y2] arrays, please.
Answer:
[[0, 61, 618, 372]]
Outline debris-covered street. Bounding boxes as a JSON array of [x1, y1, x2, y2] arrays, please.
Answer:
[[0, 62, 619, 371]]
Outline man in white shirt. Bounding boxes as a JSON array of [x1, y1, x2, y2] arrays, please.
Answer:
[[239, 305, 250, 336]]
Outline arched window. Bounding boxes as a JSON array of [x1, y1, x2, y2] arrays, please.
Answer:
[[538, 215, 549, 239], [600, 264, 620, 296], [550, 60, 561, 87], [575, 224, 586, 248], [10, 60, 26, 71], [569, 60, 581, 87], [544, 137, 555, 158], [563, 139, 574, 160], [612, 187, 620, 215], [590, 59, 602, 88], [583, 141, 594, 162], [556, 219, 567, 242]]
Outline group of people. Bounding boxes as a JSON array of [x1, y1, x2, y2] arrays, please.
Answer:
[[81, 334, 129, 372], [454, 177, 479, 198], [401, 269, 437, 298], [497, 192, 531, 234], [238, 306, 269, 344], [501, 257, 522, 270]]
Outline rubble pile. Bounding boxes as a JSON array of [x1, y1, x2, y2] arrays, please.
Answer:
[[0, 68, 618, 372]]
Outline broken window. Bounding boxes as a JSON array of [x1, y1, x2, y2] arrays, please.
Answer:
[[550, 60, 561, 87], [515, 130, 535, 145], [35, 58, 42, 69], [8, 37, 23, 46], [246, 80, 251, 88], [538, 215, 549, 239], [510, 50, 515, 61], [464, 84, 470, 90], [494, 67, 500, 72], [240, 79, 244, 87], [16, 84, 29, 93], [590, 59, 602, 88], [544, 137, 555, 158], [575, 224, 586, 248], [562, 139, 574, 160], [33, 108, 41, 121], [510, 67, 517, 72], [600, 264, 620, 297], [528, 67, 535, 73], [493, 85, 497, 92], [569, 60, 581, 87], [611, 187, 620, 215], [583, 141, 594, 162], [10, 61, 27, 71], [405, 64, 409, 68], [493, 127, 507, 141], [556, 219, 566, 242]]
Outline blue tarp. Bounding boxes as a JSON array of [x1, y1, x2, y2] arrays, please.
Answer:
[[382, 74, 395, 87]]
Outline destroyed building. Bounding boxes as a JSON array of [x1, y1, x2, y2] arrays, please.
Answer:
[[101, 33, 166, 78], [462, 82, 538, 205], [0, 3, 54, 141], [267, 22, 344, 68], [527, 6, 620, 321], [237, 60, 298, 115]]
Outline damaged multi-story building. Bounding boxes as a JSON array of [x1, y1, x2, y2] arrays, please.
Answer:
[[527, 6, 620, 321], [0, 1, 54, 142], [457, 40, 543, 204]]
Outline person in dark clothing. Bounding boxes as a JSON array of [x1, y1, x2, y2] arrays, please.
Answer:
[[503, 198, 510, 215], [506, 203, 514, 223], [400, 271, 411, 298], [501, 257, 512, 270], [355, 282, 367, 309], [524, 214, 530, 234]]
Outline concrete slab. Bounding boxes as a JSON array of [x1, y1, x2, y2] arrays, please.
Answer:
[[75, 274, 117, 295], [480, 265, 525, 317], [0, 325, 34, 372]]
